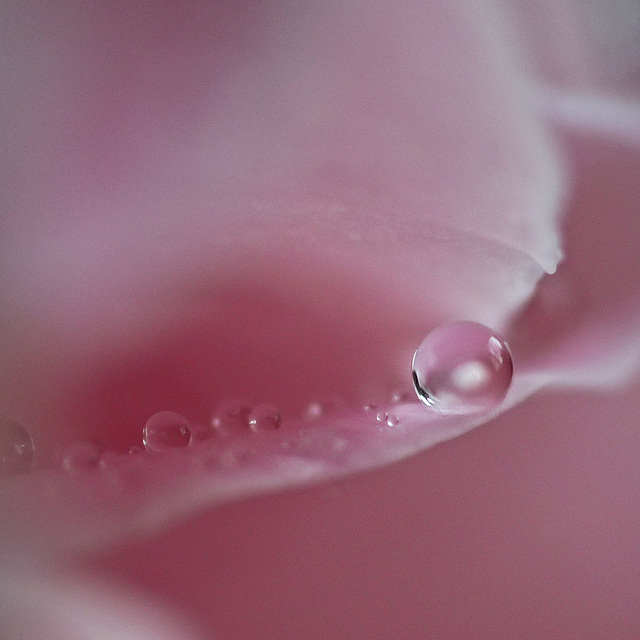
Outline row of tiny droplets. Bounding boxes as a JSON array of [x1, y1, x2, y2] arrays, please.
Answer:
[[0, 391, 407, 475]]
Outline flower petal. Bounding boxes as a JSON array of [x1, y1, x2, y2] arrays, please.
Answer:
[[510, 91, 640, 392], [0, 566, 205, 640], [0, 0, 584, 554]]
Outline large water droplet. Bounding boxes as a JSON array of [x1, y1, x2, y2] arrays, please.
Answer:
[[248, 403, 282, 433], [211, 399, 251, 436], [62, 442, 100, 471], [0, 418, 34, 476], [412, 321, 513, 413], [142, 411, 190, 451]]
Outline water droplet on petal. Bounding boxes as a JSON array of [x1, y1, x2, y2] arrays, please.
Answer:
[[363, 402, 377, 412], [387, 415, 400, 427], [248, 403, 282, 433], [0, 418, 34, 476], [412, 321, 513, 413], [211, 399, 251, 436], [375, 411, 388, 423], [62, 442, 100, 471], [142, 411, 190, 451], [128, 446, 142, 454]]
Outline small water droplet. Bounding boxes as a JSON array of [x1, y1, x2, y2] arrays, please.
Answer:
[[0, 418, 34, 476], [375, 411, 388, 423], [363, 402, 377, 412], [211, 399, 251, 435], [128, 446, 142, 454], [142, 411, 190, 451], [386, 415, 400, 427], [62, 442, 100, 471], [248, 403, 282, 433], [412, 321, 513, 413]]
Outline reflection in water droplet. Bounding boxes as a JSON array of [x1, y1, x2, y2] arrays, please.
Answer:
[[386, 415, 400, 427], [211, 399, 251, 435], [143, 411, 191, 451], [0, 418, 34, 476], [376, 411, 388, 423], [62, 442, 100, 471], [248, 403, 282, 433], [412, 321, 513, 413]]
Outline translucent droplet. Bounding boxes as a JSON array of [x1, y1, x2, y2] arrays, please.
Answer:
[[0, 418, 34, 476], [62, 442, 100, 471], [412, 321, 513, 413], [142, 411, 190, 451], [248, 403, 282, 433], [363, 402, 377, 412], [386, 415, 400, 427], [211, 399, 251, 436], [375, 411, 388, 423]]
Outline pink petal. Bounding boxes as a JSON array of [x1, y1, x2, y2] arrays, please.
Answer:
[[510, 91, 640, 392], [84, 379, 640, 640], [509, 0, 640, 95], [0, 0, 566, 548], [0, 567, 205, 640], [0, 2, 638, 637]]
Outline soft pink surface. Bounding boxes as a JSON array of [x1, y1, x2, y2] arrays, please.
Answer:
[[0, 0, 639, 638], [86, 383, 640, 640]]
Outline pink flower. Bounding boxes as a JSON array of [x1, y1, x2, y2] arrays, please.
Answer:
[[0, 0, 639, 637]]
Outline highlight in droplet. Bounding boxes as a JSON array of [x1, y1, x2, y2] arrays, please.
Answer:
[[248, 403, 282, 433]]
